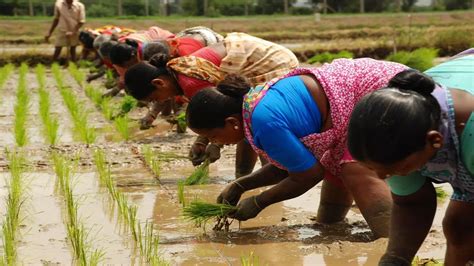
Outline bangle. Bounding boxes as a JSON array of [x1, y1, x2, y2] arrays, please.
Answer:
[[232, 180, 245, 191], [253, 196, 263, 210]]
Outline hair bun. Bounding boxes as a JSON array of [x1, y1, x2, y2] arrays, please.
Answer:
[[217, 74, 251, 98], [125, 39, 139, 48], [388, 69, 435, 96], [148, 53, 170, 68]]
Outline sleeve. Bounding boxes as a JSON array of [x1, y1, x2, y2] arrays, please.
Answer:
[[79, 3, 86, 23], [386, 171, 427, 196], [254, 122, 317, 173]]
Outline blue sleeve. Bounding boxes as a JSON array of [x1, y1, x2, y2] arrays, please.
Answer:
[[253, 122, 317, 172], [386, 171, 427, 196]]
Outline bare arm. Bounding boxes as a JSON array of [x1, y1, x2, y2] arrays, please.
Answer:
[[73, 22, 84, 33], [46, 17, 59, 42], [235, 164, 289, 190], [380, 180, 437, 265]]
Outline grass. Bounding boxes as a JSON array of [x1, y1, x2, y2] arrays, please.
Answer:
[[36, 64, 59, 145], [114, 115, 131, 141], [386, 48, 438, 71], [51, 152, 105, 265], [13, 63, 29, 147], [52, 63, 96, 144], [241, 251, 260, 266], [92, 148, 167, 264], [1, 151, 26, 265], [182, 200, 237, 228], [184, 159, 210, 186], [307, 50, 354, 64], [142, 145, 161, 178]]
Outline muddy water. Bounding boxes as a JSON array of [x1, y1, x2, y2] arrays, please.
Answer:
[[0, 67, 450, 265]]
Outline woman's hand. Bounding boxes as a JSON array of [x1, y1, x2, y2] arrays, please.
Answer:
[[230, 196, 264, 221], [217, 181, 246, 206]]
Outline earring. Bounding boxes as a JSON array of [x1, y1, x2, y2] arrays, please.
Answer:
[[433, 143, 441, 148], [234, 126, 239, 130]]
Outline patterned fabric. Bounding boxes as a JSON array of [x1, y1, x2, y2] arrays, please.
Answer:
[[167, 37, 205, 58], [221, 32, 299, 86], [87, 25, 135, 36], [167, 56, 224, 86], [119, 26, 174, 44], [242, 59, 407, 177], [421, 86, 474, 201], [175, 26, 224, 46]]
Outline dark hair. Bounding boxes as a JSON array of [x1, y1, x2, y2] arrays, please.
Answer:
[[348, 69, 441, 164], [142, 41, 170, 61], [186, 74, 251, 129], [124, 54, 170, 100], [79, 31, 95, 49], [109, 42, 137, 66], [98, 40, 118, 59]]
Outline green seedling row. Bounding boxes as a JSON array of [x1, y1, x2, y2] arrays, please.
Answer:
[[68, 62, 86, 88], [13, 63, 29, 147], [141, 146, 161, 178], [36, 64, 59, 145], [51, 152, 105, 265], [92, 149, 167, 265], [1, 151, 27, 265], [52, 63, 96, 144], [184, 160, 210, 186], [0, 64, 14, 91], [114, 115, 131, 141]]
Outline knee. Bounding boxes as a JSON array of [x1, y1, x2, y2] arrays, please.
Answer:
[[443, 214, 474, 246]]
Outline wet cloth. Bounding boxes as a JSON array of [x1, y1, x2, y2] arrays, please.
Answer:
[[251, 76, 322, 172], [242, 59, 407, 180], [175, 26, 224, 46]]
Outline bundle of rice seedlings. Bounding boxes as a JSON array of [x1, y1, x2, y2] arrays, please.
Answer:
[[184, 159, 210, 186], [182, 200, 236, 228], [119, 95, 137, 115], [241, 251, 260, 266], [176, 112, 187, 133]]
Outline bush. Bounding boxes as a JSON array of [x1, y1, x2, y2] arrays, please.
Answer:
[[290, 7, 314, 15], [434, 30, 474, 56], [307, 51, 354, 64], [88, 4, 115, 17], [386, 48, 438, 72]]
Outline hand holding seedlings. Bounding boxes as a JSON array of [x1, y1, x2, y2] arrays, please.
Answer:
[[216, 181, 246, 206], [182, 200, 237, 231]]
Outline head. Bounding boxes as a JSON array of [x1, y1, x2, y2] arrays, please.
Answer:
[[348, 69, 443, 178], [186, 75, 251, 145], [79, 30, 96, 49], [142, 41, 170, 61], [109, 41, 139, 68], [124, 53, 179, 102], [97, 40, 117, 62]]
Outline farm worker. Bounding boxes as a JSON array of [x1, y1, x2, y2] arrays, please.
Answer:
[[185, 58, 408, 238], [347, 54, 474, 265], [124, 32, 299, 177], [79, 25, 135, 61], [45, 0, 86, 62], [109, 27, 223, 128]]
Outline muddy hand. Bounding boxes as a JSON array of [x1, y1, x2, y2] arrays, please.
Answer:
[[189, 142, 207, 166], [139, 117, 154, 130], [229, 196, 263, 221], [44, 34, 51, 43], [205, 143, 221, 163], [216, 181, 246, 206]]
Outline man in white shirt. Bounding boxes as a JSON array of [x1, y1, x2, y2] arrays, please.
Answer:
[[45, 0, 86, 62]]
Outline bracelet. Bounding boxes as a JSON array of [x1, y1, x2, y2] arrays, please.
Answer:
[[253, 196, 263, 210], [232, 180, 245, 191]]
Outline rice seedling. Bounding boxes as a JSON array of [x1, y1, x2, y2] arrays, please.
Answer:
[[1, 151, 27, 265], [176, 112, 187, 133], [36, 64, 59, 145], [51, 152, 105, 265], [68, 62, 85, 87], [13, 63, 29, 147], [100, 96, 114, 121], [52, 65, 96, 144], [177, 181, 186, 207], [135, 221, 167, 266], [85, 84, 104, 107], [118, 95, 137, 115], [182, 200, 236, 229], [435, 187, 449, 201], [114, 115, 131, 141], [386, 48, 438, 72], [241, 251, 260, 266], [411, 256, 443, 266], [0, 64, 14, 90], [184, 159, 210, 186], [141, 145, 161, 177], [104, 69, 116, 89]]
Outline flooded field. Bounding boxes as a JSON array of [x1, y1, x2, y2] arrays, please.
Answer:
[[0, 64, 450, 265]]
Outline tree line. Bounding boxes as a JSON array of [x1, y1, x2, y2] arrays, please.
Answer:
[[0, 0, 472, 17]]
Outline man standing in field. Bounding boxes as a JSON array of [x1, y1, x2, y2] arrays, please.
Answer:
[[45, 0, 86, 62]]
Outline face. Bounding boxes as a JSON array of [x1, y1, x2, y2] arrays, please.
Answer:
[[361, 131, 443, 179], [190, 116, 245, 145], [146, 75, 180, 102]]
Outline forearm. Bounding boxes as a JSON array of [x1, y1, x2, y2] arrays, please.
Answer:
[[257, 172, 322, 207], [74, 22, 84, 33], [383, 182, 437, 263], [48, 19, 59, 35], [236, 164, 288, 191]]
